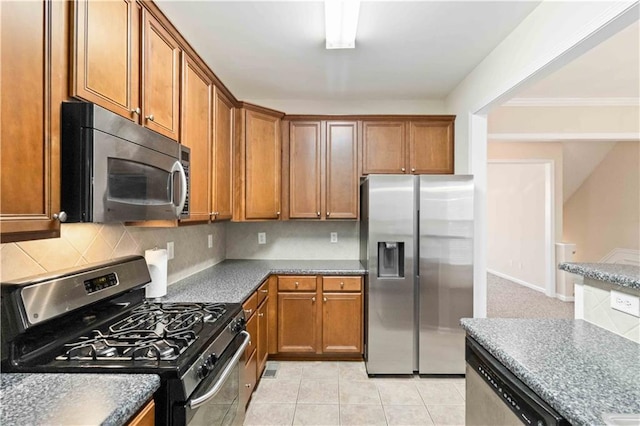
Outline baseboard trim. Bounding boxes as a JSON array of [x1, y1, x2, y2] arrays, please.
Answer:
[[556, 294, 575, 302], [488, 269, 546, 294]]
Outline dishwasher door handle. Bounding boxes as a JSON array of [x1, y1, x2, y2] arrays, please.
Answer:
[[188, 331, 251, 409]]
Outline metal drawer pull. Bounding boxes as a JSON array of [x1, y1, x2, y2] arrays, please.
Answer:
[[340, 282, 344, 288], [258, 313, 264, 317], [260, 290, 268, 293], [145, 114, 154, 121], [295, 282, 299, 287], [189, 331, 251, 409], [323, 297, 327, 302], [311, 297, 316, 302], [401, 167, 406, 172], [245, 384, 251, 388], [244, 309, 252, 315]]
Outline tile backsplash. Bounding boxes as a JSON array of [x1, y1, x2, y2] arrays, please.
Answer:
[[581, 278, 639, 343], [225, 221, 359, 260], [0, 222, 225, 284]]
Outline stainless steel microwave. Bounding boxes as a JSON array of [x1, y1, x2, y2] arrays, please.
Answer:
[[61, 102, 190, 223]]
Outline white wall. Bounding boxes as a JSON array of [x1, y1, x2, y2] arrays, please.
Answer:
[[487, 163, 547, 291], [444, 1, 638, 317], [226, 221, 359, 260]]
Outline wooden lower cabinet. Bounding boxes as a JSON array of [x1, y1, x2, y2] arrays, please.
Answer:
[[322, 293, 362, 353], [257, 296, 269, 376], [241, 347, 257, 407], [127, 399, 155, 426], [277, 292, 318, 353]]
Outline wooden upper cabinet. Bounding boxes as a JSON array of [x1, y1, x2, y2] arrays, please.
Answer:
[[212, 89, 234, 221], [142, 9, 180, 140], [180, 55, 211, 222], [326, 121, 358, 219], [243, 109, 282, 220], [409, 120, 454, 174], [1, 0, 66, 242], [71, 0, 140, 121], [289, 122, 322, 219], [362, 121, 406, 174]]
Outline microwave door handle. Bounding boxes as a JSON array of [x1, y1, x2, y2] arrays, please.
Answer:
[[188, 331, 251, 409], [171, 160, 187, 216]]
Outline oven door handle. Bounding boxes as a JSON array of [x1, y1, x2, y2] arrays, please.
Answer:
[[188, 331, 251, 409], [171, 160, 188, 217]]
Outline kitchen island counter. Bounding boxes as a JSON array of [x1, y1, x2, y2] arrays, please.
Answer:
[[461, 318, 640, 426], [559, 262, 640, 290], [164, 259, 365, 303], [0, 373, 160, 426]]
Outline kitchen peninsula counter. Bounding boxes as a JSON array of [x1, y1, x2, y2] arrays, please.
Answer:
[[0, 373, 160, 426], [164, 259, 365, 303], [559, 262, 640, 290], [461, 318, 640, 426]]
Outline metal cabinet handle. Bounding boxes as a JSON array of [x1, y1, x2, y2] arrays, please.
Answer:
[[311, 297, 316, 302], [317, 211, 320, 217], [295, 282, 299, 287], [258, 313, 264, 317], [53, 211, 67, 222], [326, 212, 330, 217], [340, 282, 344, 288], [411, 168, 416, 172], [259, 289, 268, 293], [145, 114, 155, 121], [245, 384, 251, 388], [244, 309, 252, 315], [401, 167, 406, 172], [131, 107, 141, 115], [276, 211, 280, 216], [323, 297, 327, 302]]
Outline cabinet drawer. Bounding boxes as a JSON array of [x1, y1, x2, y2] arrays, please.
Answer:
[[243, 291, 258, 317], [323, 276, 362, 292], [278, 276, 316, 291], [257, 280, 269, 306]]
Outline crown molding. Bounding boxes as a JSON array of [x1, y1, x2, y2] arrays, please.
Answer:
[[488, 132, 640, 142], [502, 97, 640, 107]]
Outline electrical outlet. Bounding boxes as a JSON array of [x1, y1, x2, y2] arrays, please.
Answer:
[[330, 232, 338, 243], [258, 232, 266, 245], [208, 234, 213, 248], [167, 242, 175, 260], [610, 290, 640, 317]]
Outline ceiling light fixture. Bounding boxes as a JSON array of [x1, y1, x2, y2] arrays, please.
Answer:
[[325, 0, 360, 49]]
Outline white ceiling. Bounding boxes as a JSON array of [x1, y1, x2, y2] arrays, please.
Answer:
[[155, 1, 540, 101], [513, 20, 640, 99]]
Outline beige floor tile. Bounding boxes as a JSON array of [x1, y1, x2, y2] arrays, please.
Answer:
[[416, 382, 465, 405], [292, 404, 340, 425], [376, 381, 423, 405], [251, 380, 300, 404], [298, 379, 339, 404], [339, 380, 382, 405], [339, 362, 369, 382], [302, 361, 339, 381], [426, 405, 465, 426], [384, 404, 434, 426], [271, 362, 304, 381], [244, 403, 295, 426], [340, 404, 387, 425]]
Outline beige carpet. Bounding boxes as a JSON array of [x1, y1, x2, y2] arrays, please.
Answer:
[[487, 273, 574, 319]]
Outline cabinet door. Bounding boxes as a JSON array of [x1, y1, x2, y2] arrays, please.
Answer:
[[409, 121, 454, 174], [212, 89, 234, 221], [180, 54, 211, 222], [289, 121, 321, 219], [322, 292, 362, 353], [127, 399, 155, 426], [362, 121, 406, 174], [1, 0, 65, 242], [257, 298, 269, 377], [326, 121, 358, 219], [72, 0, 140, 121], [277, 292, 317, 353], [245, 110, 281, 219], [142, 10, 180, 140]]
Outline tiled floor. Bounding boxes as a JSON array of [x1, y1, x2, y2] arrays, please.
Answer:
[[244, 361, 465, 426]]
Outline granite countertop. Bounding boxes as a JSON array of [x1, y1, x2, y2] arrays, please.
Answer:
[[0, 373, 160, 426], [164, 259, 365, 303], [559, 262, 640, 290], [461, 318, 640, 426]]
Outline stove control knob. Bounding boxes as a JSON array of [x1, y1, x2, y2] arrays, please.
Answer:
[[208, 353, 218, 366], [197, 364, 210, 379], [230, 318, 246, 333]]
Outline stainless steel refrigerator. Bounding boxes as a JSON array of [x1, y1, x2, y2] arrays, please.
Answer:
[[360, 175, 474, 375]]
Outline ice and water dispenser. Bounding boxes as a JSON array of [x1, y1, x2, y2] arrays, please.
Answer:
[[377, 242, 404, 277]]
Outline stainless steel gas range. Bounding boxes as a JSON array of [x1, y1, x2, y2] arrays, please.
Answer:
[[1, 256, 249, 426]]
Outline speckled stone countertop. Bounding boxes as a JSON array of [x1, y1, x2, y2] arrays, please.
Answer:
[[559, 262, 640, 290], [0, 373, 160, 426], [461, 318, 640, 426], [164, 259, 366, 303]]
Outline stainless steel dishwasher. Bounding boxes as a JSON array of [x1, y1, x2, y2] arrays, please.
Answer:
[[465, 337, 570, 426]]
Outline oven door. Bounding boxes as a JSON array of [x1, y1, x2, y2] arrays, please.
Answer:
[[184, 331, 251, 426], [92, 129, 188, 222]]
